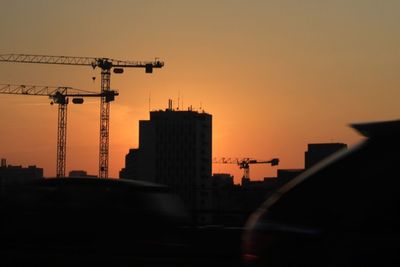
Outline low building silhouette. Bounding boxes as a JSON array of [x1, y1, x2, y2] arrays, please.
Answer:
[[0, 158, 43, 187], [210, 173, 241, 225], [120, 148, 140, 180], [69, 170, 97, 178]]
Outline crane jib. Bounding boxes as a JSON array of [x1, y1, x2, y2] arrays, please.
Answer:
[[0, 53, 164, 179], [0, 54, 165, 70]]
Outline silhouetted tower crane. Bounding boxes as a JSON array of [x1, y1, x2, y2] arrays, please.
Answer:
[[0, 54, 164, 178], [213, 157, 279, 180], [0, 84, 118, 177]]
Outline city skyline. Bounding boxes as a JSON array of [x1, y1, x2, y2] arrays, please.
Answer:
[[1, 1, 399, 182]]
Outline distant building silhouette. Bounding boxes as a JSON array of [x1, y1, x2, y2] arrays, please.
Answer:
[[210, 173, 241, 225], [209, 169, 304, 226], [69, 170, 97, 178], [305, 143, 348, 169], [120, 103, 212, 225], [0, 158, 43, 187], [120, 148, 140, 180]]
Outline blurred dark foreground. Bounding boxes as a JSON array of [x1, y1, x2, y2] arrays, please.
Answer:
[[0, 178, 243, 266]]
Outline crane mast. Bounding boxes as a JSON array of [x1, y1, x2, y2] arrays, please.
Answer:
[[56, 94, 68, 178], [0, 84, 118, 178], [100, 67, 111, 177], [0, 54, 164, 178]]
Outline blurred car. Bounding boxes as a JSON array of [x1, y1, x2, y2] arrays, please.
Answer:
[[0, 177, 188, 266], [242, 119, 400, 266]]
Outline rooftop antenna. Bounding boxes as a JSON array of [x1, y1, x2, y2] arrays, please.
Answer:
[[168, 99, 173, 111], [148, 90, 151, 112], [177, 90, 180, 110]]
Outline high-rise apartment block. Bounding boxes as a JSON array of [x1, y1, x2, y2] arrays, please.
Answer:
[[120, 103, 212, 224]]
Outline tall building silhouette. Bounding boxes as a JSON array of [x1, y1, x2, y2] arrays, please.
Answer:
[[120, 102, 212, 224]]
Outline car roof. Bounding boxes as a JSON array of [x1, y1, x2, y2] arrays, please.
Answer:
[[351, 119, 400, 138], [8, 177, 170, 193]]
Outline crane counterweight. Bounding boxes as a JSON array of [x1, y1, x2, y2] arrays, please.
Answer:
[[113, 68, 124, 74], [72, 98, 84, 104]]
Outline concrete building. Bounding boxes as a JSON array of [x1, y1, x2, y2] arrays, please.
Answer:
[[120, 103, 212, 225], [305, 143, 348, 169]]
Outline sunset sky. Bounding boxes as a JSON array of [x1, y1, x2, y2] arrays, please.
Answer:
[[1, 0, 399, 183]]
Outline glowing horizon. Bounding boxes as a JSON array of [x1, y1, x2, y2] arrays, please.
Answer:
[[1, 1, 399, 184]]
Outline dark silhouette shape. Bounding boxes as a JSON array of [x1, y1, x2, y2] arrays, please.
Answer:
[[120, 106, 212, 225], [305, 142, 347, 169], [0, 177, 188, 266], [242, 119, 400, 266], [0, 160, 43, 186]]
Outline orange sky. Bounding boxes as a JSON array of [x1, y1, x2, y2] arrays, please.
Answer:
[[1, 1, 399, 183]]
